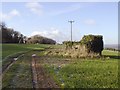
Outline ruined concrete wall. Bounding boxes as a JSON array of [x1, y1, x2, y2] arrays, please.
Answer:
[[62, 35, 103, 58], [63, 44, 100, 58], [46, 44, 100, 58], [47, 35, 103, 58]]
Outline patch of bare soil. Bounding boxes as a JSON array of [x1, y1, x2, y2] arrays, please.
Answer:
[[33, 56, 59, 88]]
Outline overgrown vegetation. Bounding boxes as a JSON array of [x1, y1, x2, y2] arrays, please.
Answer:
[[80, 35, 103, 55], [63, 35, 103, 56], [52, 35, 104, 58]]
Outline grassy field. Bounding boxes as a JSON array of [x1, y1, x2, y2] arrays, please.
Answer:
[[2, 44, 119, 88], [2, 44, 50, 59], [41, 47, 119, 88], [44, 59, 118, 88], [102, 50, 119, 56], [2, 44, 51, 88], [2, 44, 51, 68], [2, 51, 33, 88]]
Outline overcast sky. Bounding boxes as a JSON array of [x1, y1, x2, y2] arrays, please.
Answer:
[[0, 2, 118, 44]]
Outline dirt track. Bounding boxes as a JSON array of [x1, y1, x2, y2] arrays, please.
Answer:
[[2, 53, 24, 74], [31, 54, 59, 88], [2, 50, 59, 88]]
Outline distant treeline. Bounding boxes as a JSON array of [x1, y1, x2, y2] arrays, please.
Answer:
[[0, 22, 56, 44], [105, 48, 120, 52], [27, 35, 56, 44], [0, 22, 27, 43]]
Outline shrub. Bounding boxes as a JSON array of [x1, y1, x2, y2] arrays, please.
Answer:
[[80, 35, 103, 55]]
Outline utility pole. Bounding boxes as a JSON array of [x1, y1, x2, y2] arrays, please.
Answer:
[[68, 20, 74, 42]]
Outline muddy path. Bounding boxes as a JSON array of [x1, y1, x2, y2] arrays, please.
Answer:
[[30, 49, 73, 89], [2, 49, 60, 88], [31, 52, 59, 88]]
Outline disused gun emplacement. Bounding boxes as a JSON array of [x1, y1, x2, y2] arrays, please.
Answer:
[[46, 34, 104, 58]]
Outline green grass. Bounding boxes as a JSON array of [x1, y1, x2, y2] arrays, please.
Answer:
[[2, 44, 51, 67], [2, 44, 53, 88], [2, 44, 119, 88], [2, 44, 50, 59], [102, 50, 119, 56], [45, 60, 118, 88], [43, 49, 119, 88], [2, 51, 33, 88]]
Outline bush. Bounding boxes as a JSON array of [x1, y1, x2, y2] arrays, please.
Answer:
[[80, 35, 103, 55]]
